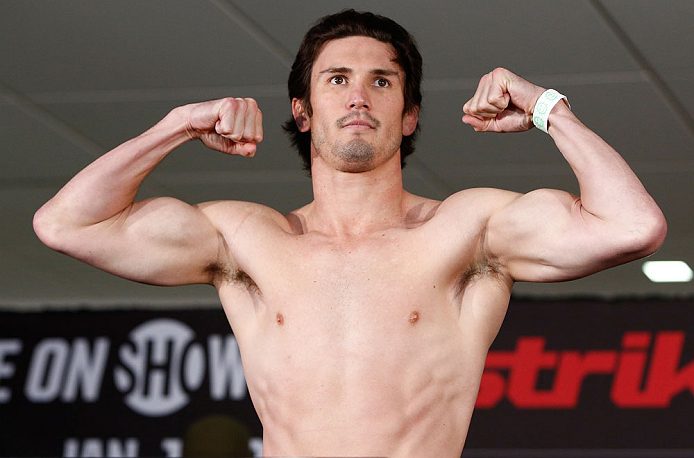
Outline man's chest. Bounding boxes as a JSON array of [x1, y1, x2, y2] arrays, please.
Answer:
[[220, 228, 468, 333], [225, 232, 476, 384], [218, 225, 507, 401], [257, 230, 456, 302]]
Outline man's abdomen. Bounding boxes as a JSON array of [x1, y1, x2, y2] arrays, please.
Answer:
[[239, 293, 484, 457]]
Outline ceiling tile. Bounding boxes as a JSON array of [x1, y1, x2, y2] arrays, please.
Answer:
[[0, 1, 289, 92], [235, 0, 640, 80], [0, 105, 96, 180], [602, 0, 694, 73]]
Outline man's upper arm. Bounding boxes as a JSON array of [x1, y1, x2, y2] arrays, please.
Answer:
[[49, 197, 246, 287], [485, 188, 639, 283]]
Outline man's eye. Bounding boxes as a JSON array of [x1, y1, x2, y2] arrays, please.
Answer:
[[330, 76, 346, 85], [374, 78, 390, 88]]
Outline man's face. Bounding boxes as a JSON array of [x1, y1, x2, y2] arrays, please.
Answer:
[[295, 36, 418, 173]]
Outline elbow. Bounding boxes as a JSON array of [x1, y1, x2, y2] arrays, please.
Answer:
[[33, 204, 66, 252], [628, 208, 667, 258], [644, 209, 667, 254]]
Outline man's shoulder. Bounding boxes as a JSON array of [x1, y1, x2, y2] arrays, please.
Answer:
[[438, 187, 521, 218], [414, 188, 522, 237], [400, 188, 520, 229], [195, 200, 295, 233]]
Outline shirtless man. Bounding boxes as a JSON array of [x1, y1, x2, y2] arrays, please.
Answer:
[[33, 10, 666, 458]]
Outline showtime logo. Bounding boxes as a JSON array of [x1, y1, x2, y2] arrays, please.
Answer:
[[477, 331, 694, 409], [114, 319, 246, 417], [3, 318, 248, 418]]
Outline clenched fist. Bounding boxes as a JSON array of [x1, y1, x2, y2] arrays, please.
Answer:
[[462, 68, 547, 133], [183, 97, 263, 156]]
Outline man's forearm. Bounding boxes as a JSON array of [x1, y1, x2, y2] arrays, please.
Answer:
[[547, 102, 665, 245], [35, 107, 190, 231]]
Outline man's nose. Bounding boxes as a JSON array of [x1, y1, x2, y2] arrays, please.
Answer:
[[347, 83, 370, 110]]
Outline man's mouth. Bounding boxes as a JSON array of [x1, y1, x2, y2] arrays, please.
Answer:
[[337, 114, 379, 130], [344, 120, 373, 129]]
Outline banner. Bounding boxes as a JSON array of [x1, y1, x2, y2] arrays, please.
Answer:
[[0, 299, 692, 457], [0, 309, 261, 457], [466, 298, 694, 454]]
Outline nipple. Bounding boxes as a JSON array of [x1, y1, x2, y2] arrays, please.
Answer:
[[276, 313, 284, 326], [409, 311, 420, 325]]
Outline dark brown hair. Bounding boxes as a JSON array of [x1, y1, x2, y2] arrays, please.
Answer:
[[282, 9, 423, 171]]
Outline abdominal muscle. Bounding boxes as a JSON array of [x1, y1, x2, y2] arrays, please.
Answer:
[[220, 276, 498, 458]]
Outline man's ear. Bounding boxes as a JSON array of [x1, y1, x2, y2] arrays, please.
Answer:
[[292, 98, 310, 133], [402, 107, 419, 136]]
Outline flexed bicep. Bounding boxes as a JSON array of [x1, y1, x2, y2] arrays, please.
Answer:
[[52, 197, 228, 286], [485, 188, 628, 283]]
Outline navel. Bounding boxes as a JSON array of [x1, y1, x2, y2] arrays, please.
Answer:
[[276, 313, 284, 326], [409, 311, 420, 325]]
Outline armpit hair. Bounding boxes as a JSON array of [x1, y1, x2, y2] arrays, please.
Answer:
[[205, 262, 260, 294], [204, 261, 231, 282], [455, 257, 504, 298]]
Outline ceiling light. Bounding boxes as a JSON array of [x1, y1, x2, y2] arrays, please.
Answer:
[[642, 261, 693, 283]]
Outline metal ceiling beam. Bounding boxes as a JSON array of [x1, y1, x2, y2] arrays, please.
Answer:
[[0, 71, 650, 107], [590, 0, 694, 139], [0, 79, 104, 159], [210, 0, 294, 69]]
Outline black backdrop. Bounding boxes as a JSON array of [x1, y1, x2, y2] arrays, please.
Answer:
[[1, 298, 692, 457]]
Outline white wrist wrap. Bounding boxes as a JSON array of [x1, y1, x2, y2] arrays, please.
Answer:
[[532, 89, 568, 133]]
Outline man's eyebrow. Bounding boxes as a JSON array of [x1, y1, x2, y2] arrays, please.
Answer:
[[318, 67, 352, 75], [317, 67, 401, 76], [371, 69, 400, 76]]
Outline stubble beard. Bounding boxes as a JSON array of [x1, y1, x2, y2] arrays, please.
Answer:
[[314, 115, 401, 173], [333, 138, 375, 172]]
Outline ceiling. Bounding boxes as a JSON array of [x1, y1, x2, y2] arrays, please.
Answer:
[[1, 0, 692, 310]]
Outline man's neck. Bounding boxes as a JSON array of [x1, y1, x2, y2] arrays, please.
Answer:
[[305, 154, 407, 237]]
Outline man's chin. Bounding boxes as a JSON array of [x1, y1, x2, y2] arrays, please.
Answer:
[[336, 160, 376, 174], [333, 140, 376, 172]]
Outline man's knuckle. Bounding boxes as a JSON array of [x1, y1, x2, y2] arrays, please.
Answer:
[[487, 96, 502, 107], [218, 99, 237, 116], [214, 120, 229, 134]]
